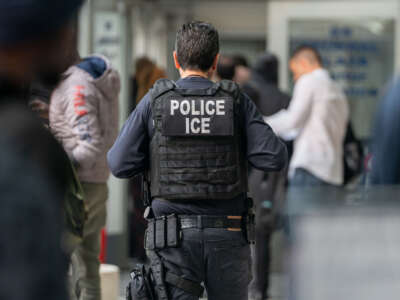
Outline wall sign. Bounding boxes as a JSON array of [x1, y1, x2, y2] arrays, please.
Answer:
[[93, 12, 121, 69]]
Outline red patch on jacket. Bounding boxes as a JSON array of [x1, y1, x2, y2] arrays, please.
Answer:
[[74, 85, 88, 116]]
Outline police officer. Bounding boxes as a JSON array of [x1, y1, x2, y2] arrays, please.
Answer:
[[108, 21, 287, 300]]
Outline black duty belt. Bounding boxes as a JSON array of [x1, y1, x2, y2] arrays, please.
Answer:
[[145, 214, 244, 251], [179, 215, 242, 230]]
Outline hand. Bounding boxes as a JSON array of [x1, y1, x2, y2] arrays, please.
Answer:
[[29, 99, 49, 120]]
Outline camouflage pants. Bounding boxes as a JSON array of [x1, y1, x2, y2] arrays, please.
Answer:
[[70, 182, 108, 300]]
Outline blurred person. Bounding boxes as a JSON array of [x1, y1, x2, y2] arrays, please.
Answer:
[[109, 21, 287, 300], [50, 51, 120, 300], [0, 1, 84, 300], [371, 78, 400, 184], [216, 54, 236, 81], [265, 45, 349, 187], [131, 57, 167, 106], [130, 57, 152, 106], [244, 53, 290, 116], [130, 57, 151, 109], [244, 53, 291, 300], [233, 54, 251, 85]]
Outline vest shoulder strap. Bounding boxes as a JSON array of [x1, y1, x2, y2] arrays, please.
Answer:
[[151, 78, 176, 100], [218, 80, 241, 102]]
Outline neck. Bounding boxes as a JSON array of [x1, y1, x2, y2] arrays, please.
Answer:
[[296, 65, 322, 81], [180, 69, 210, 79], [309, 65, 322, 73]]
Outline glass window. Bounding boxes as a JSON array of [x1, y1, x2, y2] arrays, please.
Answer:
[[289, 19, 395, 139]]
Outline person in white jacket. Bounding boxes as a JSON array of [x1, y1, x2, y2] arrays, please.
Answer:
[[265, 45, 349, 186], [50, 53, 120, 300]]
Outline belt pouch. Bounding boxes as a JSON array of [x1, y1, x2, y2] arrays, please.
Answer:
[[155, 217, 166, 249], [167, 214, 180, 247], [145, 220, 156, 250]]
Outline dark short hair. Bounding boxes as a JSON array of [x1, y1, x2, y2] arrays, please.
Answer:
[[175, 21, 219, 72], [0, 0, 83, 46], [253, 52, 279, 85], [291, 45, 322, 65], [232, 55, 249, 68], [217, 55, 235, 80]]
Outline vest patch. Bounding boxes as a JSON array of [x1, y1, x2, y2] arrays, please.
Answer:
[[162, 97, 234, 136]]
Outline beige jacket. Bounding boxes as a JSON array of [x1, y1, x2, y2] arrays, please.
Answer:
[[50, 55, 120, 183]]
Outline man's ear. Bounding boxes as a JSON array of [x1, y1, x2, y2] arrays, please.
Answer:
[[173, 51, 181, 70], [211, 53, 220, 70]]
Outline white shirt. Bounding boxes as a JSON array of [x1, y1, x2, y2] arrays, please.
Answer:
[[265, 68, 349, 185]]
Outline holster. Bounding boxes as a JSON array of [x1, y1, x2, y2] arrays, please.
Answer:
[[129, 214, 204, 299], [126, 249, 204, 300], [126, 250, 168, 300], [126, 264, 156, 300]]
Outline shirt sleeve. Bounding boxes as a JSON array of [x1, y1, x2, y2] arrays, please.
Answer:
[[242, 93, 288, 171], [65, 85, 103, 169], [107, 93, 151, 178], [264, 76, 314, 135]]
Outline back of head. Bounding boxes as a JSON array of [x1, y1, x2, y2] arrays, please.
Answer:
[[0, 0, 83, 92], [0, 0, 83, 46], [231, 54, 251, 85], [135, 57, 156, 87], [175, 21, 219, 72], [253, 52, 279, 85], [232, 55, 249, 68], [291, 45, 322, 66], [217, 55, 235, 80], [135, 57, 154, 75]]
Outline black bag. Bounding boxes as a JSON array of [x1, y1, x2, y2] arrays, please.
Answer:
[[126, 264, 156, 300], [343, 123, 364, 185]]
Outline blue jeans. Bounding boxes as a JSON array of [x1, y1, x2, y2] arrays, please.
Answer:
[[157, 228, 251, 300], [287, 168, 337, 227], [290, 168, 331, 187]]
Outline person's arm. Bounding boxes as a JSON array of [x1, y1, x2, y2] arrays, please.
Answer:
[[107, 93, 151, 178], [264, 76, 314, 135], [371, 79, 400, 184], [242, 93, 288, 171], [65, 86, 103, 169]]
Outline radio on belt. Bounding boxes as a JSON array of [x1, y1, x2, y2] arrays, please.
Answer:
[[162, 96, 234, 136]]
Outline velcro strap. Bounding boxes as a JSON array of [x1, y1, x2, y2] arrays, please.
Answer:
[[179, 215, 242, 229], [165, 272, 204, 297]]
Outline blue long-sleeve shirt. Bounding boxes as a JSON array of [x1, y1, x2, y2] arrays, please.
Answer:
[[108, 76, 287, 215]]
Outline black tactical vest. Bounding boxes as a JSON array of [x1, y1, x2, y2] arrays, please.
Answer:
[[149, 78, 248, 201]]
